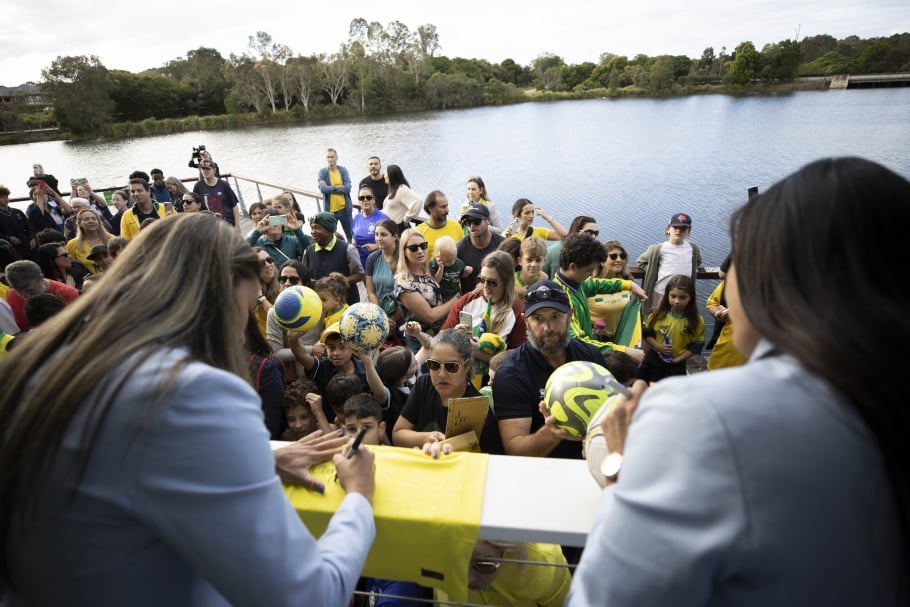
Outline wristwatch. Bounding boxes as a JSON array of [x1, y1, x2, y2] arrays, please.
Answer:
[[601, 452, 623, 481]]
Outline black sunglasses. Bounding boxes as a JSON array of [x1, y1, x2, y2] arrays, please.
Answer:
[[583, 229, 600, 238], [279, 275, 301, 285], [462, 218, 483, 226], [405, 242, 429, 253], [608, 252, 627, 260], [477, 277, 500, 288], [260, 257, 274, 265], [358, 195, 374, 201], [426, 359, 466, 373]]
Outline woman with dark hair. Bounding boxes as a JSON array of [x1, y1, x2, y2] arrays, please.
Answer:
[[0, 213, 375, 605], [462, 176, 502, 232], [251, 247, 280, 338], [37, 242, 86, 291], [364, 218, 400, 318], [165, 176, 190, 211], [569, 157, 910, 605], [267, 259, 323, 381], [382, 164, 423, 233], [503, 198, 567, 242], [245, 309, 286, 439], [588, 240, 639, 347], [542, 215, 598, 277], [392, 328, 503, 454], [352, 185, 390, 267]]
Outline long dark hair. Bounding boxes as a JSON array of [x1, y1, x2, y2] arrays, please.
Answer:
[[647, 274, 699, 331], [36, 243, 66, 282], [386, 164, 409, 199], [0, 214, 260, 587], [731, 156, 910, 581]]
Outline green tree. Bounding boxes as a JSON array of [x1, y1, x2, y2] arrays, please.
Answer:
[[163, 47, 229, 115], [424, 72, 482, 108], [698, 47, 715, 72], [109, 71, 188, 121], [730, 41, 761, 84], [286, 54, 323, 113], [649, 56, 674, 93], [531, 53, 565, 90], [42, 55, 115, 134], [561, 62, 596, 90], [761, 39, 802, 80]]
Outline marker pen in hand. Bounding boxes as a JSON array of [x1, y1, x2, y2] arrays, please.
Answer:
[[345, 426, 369, 459]]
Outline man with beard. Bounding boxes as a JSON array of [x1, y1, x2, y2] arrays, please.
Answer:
[[456, 204, 503, 293], [493, 280, 606, 459], [358, 156, 388, 210]]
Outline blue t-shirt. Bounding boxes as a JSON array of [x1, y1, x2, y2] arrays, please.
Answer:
[[193, 179, 238, 225], [352, 210, 390, 267]]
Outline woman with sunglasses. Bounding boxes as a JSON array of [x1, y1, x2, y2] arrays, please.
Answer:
[[588, 240, 638, 346], [442, 250, 526, 360], [267, 261, 324, 382], [394, 229, 456, 351], [251, 247, 279, 338], [542, 215, 599, 277], [352, 186, 390, 268], [37, 242, 86, 291], [392, 328, 503, 454], [180, 192, 207, 214]]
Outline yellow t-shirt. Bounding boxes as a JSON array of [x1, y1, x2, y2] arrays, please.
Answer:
[[66, 238, 103, 274], [511, 226, 550, 242], [416, 219, 465, 259], [706, 281, 746, 370], [328, 169, 346, 213]]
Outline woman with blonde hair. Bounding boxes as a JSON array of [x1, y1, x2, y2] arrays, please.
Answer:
[[165, 176, 190, 211], [66, 209, 113, 274], [394, 229, 454, 351], [0, 213, 376, 605]]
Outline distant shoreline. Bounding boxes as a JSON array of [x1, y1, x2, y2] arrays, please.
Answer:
[[0, 78, 833, 147]]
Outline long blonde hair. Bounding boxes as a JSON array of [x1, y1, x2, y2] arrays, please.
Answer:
[[0, 214, 259, 585], [481, 251, 517, 336], [74, 208, 112, 252], [395, 228, 428, 282]]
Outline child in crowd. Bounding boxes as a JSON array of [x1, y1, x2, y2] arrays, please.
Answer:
[[323, 373, 365, 429], [429, 236, 470, 301], [638, 274, 705, 383], [514, 236, 548, 298], [342, 393, 388, 446], [497, 237, 521, 270], [313, 272, 349, 327], [637, 213, 702, 314], [479, 350, 509, 411], [601, 350, 638, 387], [291, 323, 368, 414], [372, 345, 419, 441], [280, 379, 326, 440]]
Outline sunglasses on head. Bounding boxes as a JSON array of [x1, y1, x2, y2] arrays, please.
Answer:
[[358, 195, 374, 201], [470, 560, 502, 574], [426, 359, 467, 373], [583, 229, 600, 237], [477, 277, 500, 288], [279, 275, 300, 285], [608, 252, 627, 260], [405, 242, 429, 252], [526, 287, 568, 306]]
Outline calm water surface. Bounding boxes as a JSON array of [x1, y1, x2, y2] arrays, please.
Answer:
[[4, 88, 909, 305]]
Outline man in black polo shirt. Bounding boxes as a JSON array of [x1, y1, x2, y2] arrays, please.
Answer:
[[493, 280, 606, 459]]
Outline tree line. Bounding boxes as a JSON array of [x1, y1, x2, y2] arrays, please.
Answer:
[[3, 22, 909, 137]]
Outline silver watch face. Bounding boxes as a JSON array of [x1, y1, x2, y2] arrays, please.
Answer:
[[601, 452, 623, 479]]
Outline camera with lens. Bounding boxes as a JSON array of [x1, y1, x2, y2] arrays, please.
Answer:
[[191, 144, 207, 160]]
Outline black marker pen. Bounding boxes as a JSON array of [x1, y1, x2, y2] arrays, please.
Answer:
[[345, 426, 369, 459]]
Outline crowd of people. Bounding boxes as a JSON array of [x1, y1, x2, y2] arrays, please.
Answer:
[[1, 153, 907, 606]]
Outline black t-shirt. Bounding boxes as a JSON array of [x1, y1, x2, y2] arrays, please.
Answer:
[[457, 231, 505, 293], [400, 375, 503, 454], [133, 204, 161, 225], [493, 339, 606, 459], [193, 179, 238, 225], [358, 176, 389, 210]]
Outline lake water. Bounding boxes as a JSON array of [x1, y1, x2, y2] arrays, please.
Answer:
[[4, 88, 909, 329]]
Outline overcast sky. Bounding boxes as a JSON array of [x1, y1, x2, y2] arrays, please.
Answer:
[[1, 0, 907, 86]]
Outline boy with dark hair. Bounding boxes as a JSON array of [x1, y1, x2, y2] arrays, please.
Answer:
[[553, 233, 647, 364], [280, 379, 327, 440], [324, 374, 365, 428], [342, 394, 387, 446]]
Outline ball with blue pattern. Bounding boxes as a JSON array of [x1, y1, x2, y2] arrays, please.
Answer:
[[272, 286, 322, 332], [339, 302, 389, 351]]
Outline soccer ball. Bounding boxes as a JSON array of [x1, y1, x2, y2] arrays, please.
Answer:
[[544, 361, 621, 438], [583, 395, 624, 488], [339, 302, 389, 351], [272, 286, 322, 332]]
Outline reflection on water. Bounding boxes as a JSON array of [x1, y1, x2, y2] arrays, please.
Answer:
[[4, 89, 909, 309]]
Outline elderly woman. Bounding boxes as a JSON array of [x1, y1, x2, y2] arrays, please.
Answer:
[[503, 198, 567, 242], [352, 186, 391, 268], [66, 209, 113, 274], [587, 240, 638, 346], [569, 157, 910, 605], [392, 328, 503, 454], [0, 213, 376, 605], [394, 229, 455, 350]]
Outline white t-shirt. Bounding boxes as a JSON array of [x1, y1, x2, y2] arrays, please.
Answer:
[[654, 241, 693, 299]]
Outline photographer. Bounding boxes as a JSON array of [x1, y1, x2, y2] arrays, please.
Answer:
[[188, 146, 220, 178]]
